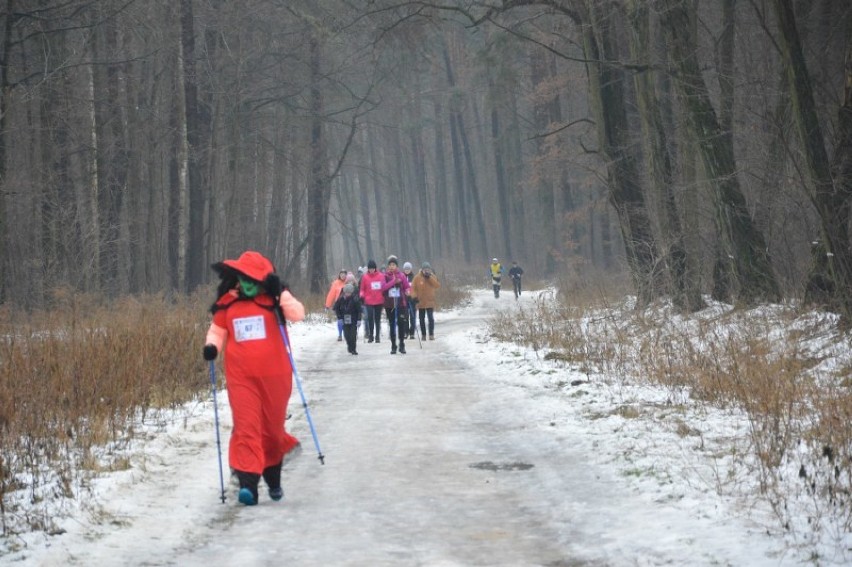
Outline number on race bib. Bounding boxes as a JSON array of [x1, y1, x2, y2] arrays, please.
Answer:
[[233, 315, 267, 342]]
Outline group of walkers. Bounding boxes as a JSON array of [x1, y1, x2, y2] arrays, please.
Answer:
[[488, 258, 524, 299], [200, 249, 522, 509], [325, 255, 441, 356]]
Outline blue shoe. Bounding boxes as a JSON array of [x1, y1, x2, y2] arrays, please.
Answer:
[[269, 487, 284, 501], [238, 487, 257, 506]]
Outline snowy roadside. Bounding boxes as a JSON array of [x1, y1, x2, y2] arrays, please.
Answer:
[[3, 287, 850, 565], [442, 291, 852, 565]]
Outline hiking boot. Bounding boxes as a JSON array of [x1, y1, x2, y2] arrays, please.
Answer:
[[238, 487, 257, 506], [268, 487, 284, 501], [352, 350, 358, 355], [429, 335, 435, 340], [390, 345, 397, 354], [337, 336, 343, 342], [368, 337, 374, 343], [399, 344, 406, 354], [236, 470, 260, 505]]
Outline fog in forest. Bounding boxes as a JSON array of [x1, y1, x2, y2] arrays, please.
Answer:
[[1, 1, 851, 313]]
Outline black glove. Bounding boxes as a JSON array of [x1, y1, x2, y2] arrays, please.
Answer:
[[203, 344, 218, 361], [263, 273, 283, 298]]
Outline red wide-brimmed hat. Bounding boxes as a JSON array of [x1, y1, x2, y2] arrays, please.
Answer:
[[221, 251, 274, 282]]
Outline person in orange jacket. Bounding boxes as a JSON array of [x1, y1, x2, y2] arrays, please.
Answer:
[[325, 269, 348, 341], [203, 250, 306, 506]]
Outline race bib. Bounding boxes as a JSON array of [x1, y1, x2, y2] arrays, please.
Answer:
[[233, 315, 266, 342], [344, 314, 352, 324], [388, 288, 400, 298], [371, 281, 381, 290]]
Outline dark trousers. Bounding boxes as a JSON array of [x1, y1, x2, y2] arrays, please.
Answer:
[[366, 305, 382, 340], [385, 305, 408, 347], [343, 323, 358, 352], [408, 303, 417, 337], [419, 307, 435, 337]]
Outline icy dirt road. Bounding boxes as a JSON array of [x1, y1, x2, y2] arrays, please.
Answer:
[[23, 289, 789, 566]]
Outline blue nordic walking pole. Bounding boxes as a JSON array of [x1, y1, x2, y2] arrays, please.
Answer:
[[273, 306, 326, 465], [208, 361, 227, 503], [410, 299, 422, 348]]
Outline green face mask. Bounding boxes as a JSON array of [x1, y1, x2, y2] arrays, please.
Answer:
[[238, 277, 260, 298]]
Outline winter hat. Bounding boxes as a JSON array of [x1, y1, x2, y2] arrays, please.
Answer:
[[367, 259, 377, 270], [421, 261, 432, 270], [403, 261, 413, 271], [357, 266, 365, 274], [220, 251, 274, 282], [492, 257, 498, 263], [387, 255, 399, 266], [343, 283, 355, 294]]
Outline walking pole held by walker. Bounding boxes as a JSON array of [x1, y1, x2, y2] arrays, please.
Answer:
[[412, 299, 422, 348], [208, 361, 227, 503], [273, 305, 326, 465]]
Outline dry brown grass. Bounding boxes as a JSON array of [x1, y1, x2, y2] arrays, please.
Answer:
[[489, 275, 852, 539], [0, 290, 209, 536]]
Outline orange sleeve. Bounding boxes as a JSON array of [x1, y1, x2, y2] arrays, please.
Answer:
[[279, 290, 306, 322], [325, 281, 342, 308], [205, 322, 228, 351]]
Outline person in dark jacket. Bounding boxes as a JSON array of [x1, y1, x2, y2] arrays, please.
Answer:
[[508, 261, 524, 298], [333, 283, 362, 355], [381, 255, 411, 354]]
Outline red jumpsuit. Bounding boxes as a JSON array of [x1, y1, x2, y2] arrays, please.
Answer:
[[206, 288, 305, 475]]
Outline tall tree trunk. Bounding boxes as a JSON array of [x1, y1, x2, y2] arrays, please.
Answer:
[[96, 15, 131, 295], [660, 0, 780, 304], [355, 132, 374, 261], [86, 58, 101, 293], [582, 1, 663, 305], [173, 39, 189, 293], [489, 74, 512, 261], [0, 0, 13, 301], [773, 0, 852, 316], [627, 0, 703, 311], [432, 99, 450, 259], [180, 0, 205, 291], [307, 32, 331, 294], [367, 126, 386, 257], [506, 87, 526, 258], [448, 108, 471, 261], [410, 85, 432, 262], [442, 42, 476, 261], [457, 111, 488, 259], [530, 47, 557, 273]]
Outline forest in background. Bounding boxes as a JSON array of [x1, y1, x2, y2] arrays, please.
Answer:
[[0, 1, 850, 314]]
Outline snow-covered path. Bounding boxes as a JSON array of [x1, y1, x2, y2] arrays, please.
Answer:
[[15, 289, 803, 566]]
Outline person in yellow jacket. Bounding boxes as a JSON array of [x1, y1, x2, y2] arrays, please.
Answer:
[[489, 258, 503, 298], [410, 262, 441, 340]]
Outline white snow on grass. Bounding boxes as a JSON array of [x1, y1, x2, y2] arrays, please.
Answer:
[[3, 287, 851, 566]]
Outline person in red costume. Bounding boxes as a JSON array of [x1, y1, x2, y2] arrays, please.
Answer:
[[202, 251, 306, 506]]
